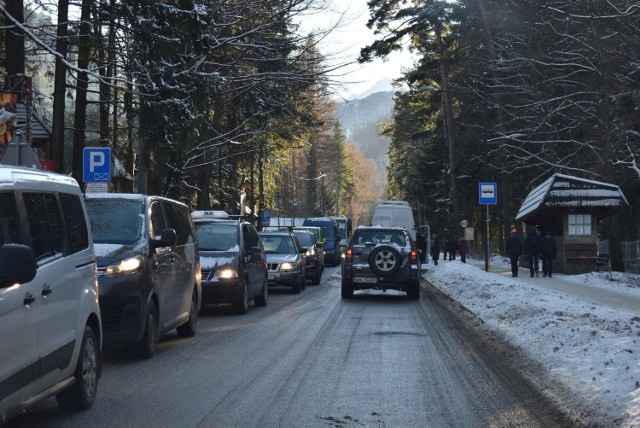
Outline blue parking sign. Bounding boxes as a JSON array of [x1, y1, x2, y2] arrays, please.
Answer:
[[83, 148, 111, 183]]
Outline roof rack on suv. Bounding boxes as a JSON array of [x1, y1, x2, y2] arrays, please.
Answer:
[[376, 200, 410, 206]]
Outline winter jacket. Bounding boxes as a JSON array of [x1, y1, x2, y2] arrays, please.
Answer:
[[457, 239, 468, 254], [506, 235, 523, 256], [541, 234, 557, 259], [431, 239, 440, 258], [524, 230, 542, 256], [447, 235, 458, 251]]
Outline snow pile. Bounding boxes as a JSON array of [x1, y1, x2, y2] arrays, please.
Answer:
[[423, 257, 640, 426]]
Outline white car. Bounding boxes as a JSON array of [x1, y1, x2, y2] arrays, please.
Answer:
[[0, 166, 102, 424]]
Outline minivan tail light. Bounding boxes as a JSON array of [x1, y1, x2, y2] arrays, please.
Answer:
[[345, 248, 353, 263], [411, 249, 418, 264]]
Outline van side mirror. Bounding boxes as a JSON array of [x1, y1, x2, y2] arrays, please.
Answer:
[[0, 244, 38, 288], [151, 228, 177, 251]]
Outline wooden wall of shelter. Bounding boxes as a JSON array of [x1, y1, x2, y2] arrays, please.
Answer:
[[515, 174, 628, 274]]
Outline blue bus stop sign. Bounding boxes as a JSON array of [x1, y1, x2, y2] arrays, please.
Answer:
[[83, 147, 111, 183], [479, 182, 497, 205]]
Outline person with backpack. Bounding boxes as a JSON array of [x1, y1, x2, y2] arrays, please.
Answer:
[[541, 231, 557, 278]]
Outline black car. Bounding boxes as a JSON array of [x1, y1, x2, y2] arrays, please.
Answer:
[[192, 211, 268, 314], [341, 226, 421, 299], [292, 229, 323, 285]]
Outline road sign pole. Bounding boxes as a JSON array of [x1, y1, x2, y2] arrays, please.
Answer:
[[485, 204, 490, 272], [479, 182, 497, 272]]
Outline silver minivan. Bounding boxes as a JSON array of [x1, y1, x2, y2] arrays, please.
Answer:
[[0, 166, 102, 424]]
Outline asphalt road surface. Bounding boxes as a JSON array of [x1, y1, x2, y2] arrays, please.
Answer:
[[7, 267, 570, 427]]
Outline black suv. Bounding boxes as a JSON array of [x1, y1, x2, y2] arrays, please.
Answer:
[[341, 226, 421, 299], [192, 211, 268, 314], [291, 229, 323, 285]]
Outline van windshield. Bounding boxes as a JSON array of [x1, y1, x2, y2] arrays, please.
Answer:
[[86, 199, 143, 245]]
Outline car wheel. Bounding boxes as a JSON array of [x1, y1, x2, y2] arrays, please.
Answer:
[[254, 276, 268, 307], [292, 276, 302, 294], [233, 279, 250, 314], [407, 283, 421, 300], [312, 272, 322, 285], [341, 279, 353, 298], [137, 300, 158, 359], [300, 269, 306, 290], [56, 325, 100, 410], [368, 245, 402, 277], [177, 290, 198, 337]]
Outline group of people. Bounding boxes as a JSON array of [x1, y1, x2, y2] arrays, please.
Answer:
[[430, 233, 469, 265], [506, 226, 557, 278]]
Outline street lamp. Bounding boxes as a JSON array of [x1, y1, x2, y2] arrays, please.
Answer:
[[418, 85, 491, 272]]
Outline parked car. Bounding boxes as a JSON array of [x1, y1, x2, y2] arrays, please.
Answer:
[[85, 193, 201, 358], [191, 210, 268, 314], [292, 226, 326, 267], [259, 231, 306, 293], [302, 217, 340, 266], [341, 225, 421, 299], [291, 229, 323, 285], [0, 166, 102, 423]]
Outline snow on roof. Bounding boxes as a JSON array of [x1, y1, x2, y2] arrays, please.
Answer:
[[515, 174, 628, 221]]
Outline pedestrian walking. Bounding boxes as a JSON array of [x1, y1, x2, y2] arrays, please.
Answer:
[[457, 238, 468, 263], [431, 234, 441, 265], [417, 232, 427, 262], [541, 231, 557, 277], [442, 236, 449, 261], [506, 231, 523, 277], [447, 233, 458, 261], [524, 226, 542, 277]]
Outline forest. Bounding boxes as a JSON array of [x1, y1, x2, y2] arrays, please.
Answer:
[[361, 0, 640, 264], [1, 0, 381, 226]]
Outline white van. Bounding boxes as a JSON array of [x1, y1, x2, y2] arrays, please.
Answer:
[[371, 201, 417, 242], [0, 166, 102, 423]]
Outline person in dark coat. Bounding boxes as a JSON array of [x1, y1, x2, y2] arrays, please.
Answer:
[[524, 226, 542, 277], [457, 238, 469, 263], [505, 231, 523, 277], [441, 236, 449, 261], [416, 232, 427, 262], [431, 234, 441, 265], [447, 233, 457, 261], [541, 231, 557, 277]]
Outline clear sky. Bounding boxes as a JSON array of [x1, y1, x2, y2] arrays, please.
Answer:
[[297, 0, 414, 100]]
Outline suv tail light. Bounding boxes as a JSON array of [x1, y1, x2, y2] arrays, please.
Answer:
[[345, 248, 353, 263], [411, 249, 418, 264]]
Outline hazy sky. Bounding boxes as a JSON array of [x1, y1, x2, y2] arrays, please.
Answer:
[[298, 0, 414, 99]]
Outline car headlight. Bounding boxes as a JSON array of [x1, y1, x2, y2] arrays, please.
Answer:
[[214, 268, 238, 279], [104, 255, 143, 277], [280, 262, 294, 271], [306, 249, 316, 257]]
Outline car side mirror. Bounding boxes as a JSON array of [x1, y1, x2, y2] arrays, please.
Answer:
[[299, 247, 307, 253], [0, 244, 38, 288], [150, 228, 177, 251]]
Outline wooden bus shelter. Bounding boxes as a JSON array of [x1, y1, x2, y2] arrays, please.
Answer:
[[515, 174, 628, 274]]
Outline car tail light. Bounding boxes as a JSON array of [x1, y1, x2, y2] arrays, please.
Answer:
[[411, 249, 418, 264], [345, 248, 353, 263]]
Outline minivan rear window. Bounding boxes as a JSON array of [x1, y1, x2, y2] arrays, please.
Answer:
[[86, 199, 143, 244]]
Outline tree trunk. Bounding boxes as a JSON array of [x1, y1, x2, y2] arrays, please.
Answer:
[[4, 0, 25, 77], [51, 0, 69, 173]]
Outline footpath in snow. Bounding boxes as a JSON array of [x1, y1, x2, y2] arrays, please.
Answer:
[[422, 256, 640, 427]]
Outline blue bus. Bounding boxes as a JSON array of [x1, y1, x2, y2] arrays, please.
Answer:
[[303, 217, 340, 266]]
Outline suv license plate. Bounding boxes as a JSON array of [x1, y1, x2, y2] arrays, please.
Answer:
[[354, 276, 377, 284], [268, 274, 275, 280]]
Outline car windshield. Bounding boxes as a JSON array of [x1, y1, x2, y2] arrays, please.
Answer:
[[261, 235, 296, 254], [293, 232, 312, 247], [194, 223, 238, 251], [354, 230, 406, 246], [86, 199, 143, 244]]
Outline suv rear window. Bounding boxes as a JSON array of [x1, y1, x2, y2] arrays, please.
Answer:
[[354, 230, 407, 246]]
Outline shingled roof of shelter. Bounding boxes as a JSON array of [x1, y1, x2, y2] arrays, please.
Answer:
[[515, 174, 628, 222]]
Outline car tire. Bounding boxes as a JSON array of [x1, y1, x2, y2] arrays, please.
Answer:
[[292, 276, 302, 294], [137, 300, 158, 359], [300, 270, 306, 290], [56, 325, 100, 410], [368, 245, 402, 277], [407, 283, 421, 300], [177, 290, 198, 337], [341, 279, 353, 298], [312, 273, 322, 285], [254, 276, 268, 307], [233, 279, 250, 314]]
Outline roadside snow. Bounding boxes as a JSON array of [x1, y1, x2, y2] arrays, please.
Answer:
[[423, 257, 640, 427]]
